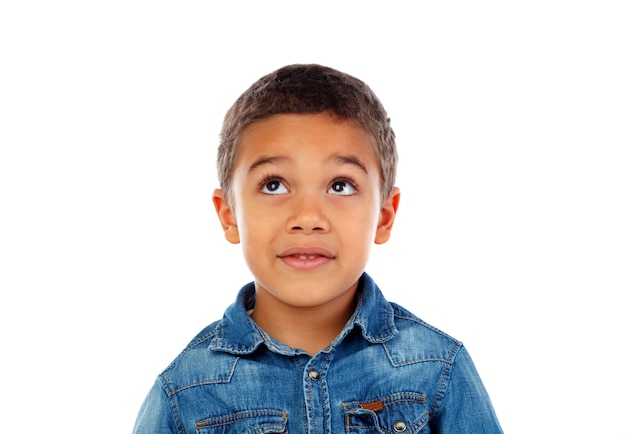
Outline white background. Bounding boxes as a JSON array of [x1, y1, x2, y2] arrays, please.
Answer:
[[1, 1, 624, 432]]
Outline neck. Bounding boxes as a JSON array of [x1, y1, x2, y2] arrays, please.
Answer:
[[250, 286, 358, 355]]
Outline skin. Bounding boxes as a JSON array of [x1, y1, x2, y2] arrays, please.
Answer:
[[213, 112, 400, 354]]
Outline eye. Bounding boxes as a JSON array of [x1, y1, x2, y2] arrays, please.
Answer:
[[261, 177, 289, 195], [328, 179, 357, 196]]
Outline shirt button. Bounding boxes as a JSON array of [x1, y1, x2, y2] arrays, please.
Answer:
[[308, 370, 320, 380], [393, 420, 407, 432]]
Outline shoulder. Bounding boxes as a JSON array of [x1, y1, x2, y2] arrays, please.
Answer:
[[156, 320, 239, 396], [384, 302, 464, 367]]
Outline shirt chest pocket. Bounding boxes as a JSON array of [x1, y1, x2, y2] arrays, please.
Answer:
[[195, 409, 288, 434], [343, 392, 430, 434]]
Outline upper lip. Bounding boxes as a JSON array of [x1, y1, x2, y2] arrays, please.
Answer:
[[278, 247, 335, 259]]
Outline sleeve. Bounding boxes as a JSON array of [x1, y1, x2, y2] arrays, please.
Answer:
[[132, 377, 180, 434], [432, 345, 504, 434]]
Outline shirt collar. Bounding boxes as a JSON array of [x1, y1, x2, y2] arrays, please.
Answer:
[[209, 272, 398, 355]]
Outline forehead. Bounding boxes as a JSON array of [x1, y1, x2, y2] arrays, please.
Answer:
[[234, 112, 379, 165]]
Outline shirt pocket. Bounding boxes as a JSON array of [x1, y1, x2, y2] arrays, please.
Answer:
[[343, 392, 430, 434], [195, 409, 288, 434]]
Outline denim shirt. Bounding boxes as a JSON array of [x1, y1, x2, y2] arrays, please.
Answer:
[[133, 273, 502, 433]]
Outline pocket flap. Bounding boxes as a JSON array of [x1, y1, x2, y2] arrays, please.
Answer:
[[195, 409, 288, 433], [344, 393, 429, 433]]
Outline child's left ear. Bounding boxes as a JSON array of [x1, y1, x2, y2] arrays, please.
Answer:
[[375, 187, 400, 245]]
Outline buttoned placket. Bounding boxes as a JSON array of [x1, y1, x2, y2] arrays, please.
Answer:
[[303, 350, 333, 433]]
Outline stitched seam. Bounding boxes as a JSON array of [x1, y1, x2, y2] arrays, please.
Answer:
[[431, 341, 462, 421], [157, 375, 186, 434], [345, 392, 427, 408], [382, 343, 453, 367], [166, 356, 239, 396], [196, 409, 285, 427], [160, 331, 217, 374], [392, 356, 452, 366], [320, 351, 333, 433]]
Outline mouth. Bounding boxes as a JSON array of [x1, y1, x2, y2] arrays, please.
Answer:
[[292, 254, 321, 260], [278, 247, 335, 270], [278, 247, 335, 260]]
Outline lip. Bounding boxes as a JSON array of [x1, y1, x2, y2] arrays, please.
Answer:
[[278, 246, 335, 259], [278, 247, 335, 271]]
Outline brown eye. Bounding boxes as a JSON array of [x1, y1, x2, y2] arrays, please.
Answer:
[[328, 180, 356, 195], [261, 178, 288, 195]]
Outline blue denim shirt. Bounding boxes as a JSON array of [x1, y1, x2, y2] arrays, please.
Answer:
[[133, 273, 502, 433]]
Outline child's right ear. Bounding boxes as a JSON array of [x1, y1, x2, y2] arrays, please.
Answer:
[[212, 189, 240, 244]]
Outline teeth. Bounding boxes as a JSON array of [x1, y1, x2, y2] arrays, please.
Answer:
[[297, 255, 316, 260]]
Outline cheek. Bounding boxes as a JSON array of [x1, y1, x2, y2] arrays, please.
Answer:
[[236, 207, 280, 246], [352, 201, 382, 231], [340, 214, 378, 246]]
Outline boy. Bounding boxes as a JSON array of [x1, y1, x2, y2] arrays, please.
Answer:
[[133, 64, 503, 433]]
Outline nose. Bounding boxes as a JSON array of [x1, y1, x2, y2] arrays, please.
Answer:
[[286, 191, 330, 234]]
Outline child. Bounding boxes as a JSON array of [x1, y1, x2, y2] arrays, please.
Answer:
[[133, 64, 503, 433]]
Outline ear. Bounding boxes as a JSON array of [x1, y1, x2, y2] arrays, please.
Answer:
[[212, 189, 240, 244], [375, 187, 400, 245]]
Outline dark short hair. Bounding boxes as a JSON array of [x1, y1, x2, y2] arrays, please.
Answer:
[[218, 64, 397, 200]]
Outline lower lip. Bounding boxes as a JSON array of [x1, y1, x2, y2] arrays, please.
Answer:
[[280, 255, 332, 271]]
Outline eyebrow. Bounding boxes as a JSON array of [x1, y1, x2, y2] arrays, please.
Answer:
[[247, 156, 291, 173], [246, 154, 369, 174], [328, 154, 369, 174]]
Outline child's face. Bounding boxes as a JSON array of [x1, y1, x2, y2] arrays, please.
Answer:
[[213, 112, 399, 311]]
